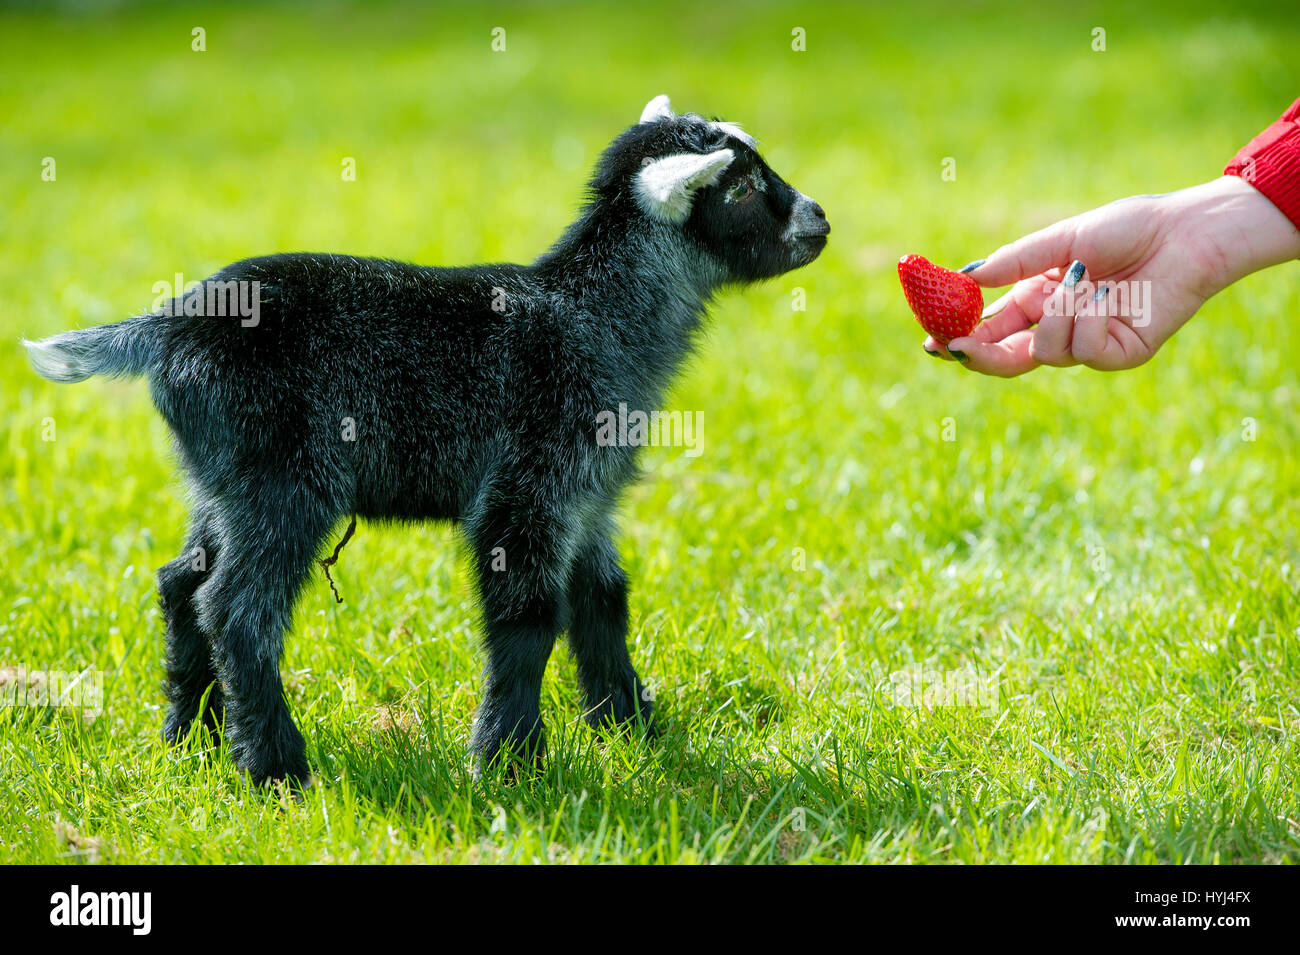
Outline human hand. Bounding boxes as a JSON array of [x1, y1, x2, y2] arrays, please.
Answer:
[[926, 176, 1300, 377]]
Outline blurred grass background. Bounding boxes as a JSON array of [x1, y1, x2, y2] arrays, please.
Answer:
[[1, 0, 1297, 863]]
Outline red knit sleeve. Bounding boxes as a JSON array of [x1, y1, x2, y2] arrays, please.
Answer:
[[1224, 97, 1300, 229]]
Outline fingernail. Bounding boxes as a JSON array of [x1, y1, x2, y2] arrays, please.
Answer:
[[947, 348, 969, 364], [1063, 259, 1086, 289], [923, 344, 942, 358], [958, 258, 986, 274], [1092, 284, 1110, 316]]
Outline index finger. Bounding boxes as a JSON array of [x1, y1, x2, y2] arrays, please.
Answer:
[[966, 218, 1081, 289]]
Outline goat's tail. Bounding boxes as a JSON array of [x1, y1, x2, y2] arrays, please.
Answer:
[[22, 314, 164, 384]]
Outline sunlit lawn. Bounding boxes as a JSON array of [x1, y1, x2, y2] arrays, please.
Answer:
[[1, 0, 1297, 863]]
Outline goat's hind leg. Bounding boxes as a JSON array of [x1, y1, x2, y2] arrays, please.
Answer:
[[194, 494, 335, 786], [160, 505, 224, 744]]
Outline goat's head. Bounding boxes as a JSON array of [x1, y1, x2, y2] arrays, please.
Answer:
[[592, 94, 829, 283]]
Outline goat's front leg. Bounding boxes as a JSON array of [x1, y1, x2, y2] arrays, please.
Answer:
[[467, 503, 567, 776], [567, 525, 656, 737]]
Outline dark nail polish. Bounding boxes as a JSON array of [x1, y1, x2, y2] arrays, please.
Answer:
[[948, 348, 969, 364], [923, 344, 942, 358], [958, 258, 986, 274], [1063, 259, 1086, 288], [1092, 284, 1110, 316]]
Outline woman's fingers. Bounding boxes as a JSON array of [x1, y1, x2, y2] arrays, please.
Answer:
[[963, 218, 1080, 288], [1071, 294, 1152, 370], [922, 335, 954, 359], [921, 263, 1099, 377], [944, 298, 1035, 372], [949, 329, 1038, 377], [939, 272, 1153, 375], [1029, 259, 1090, 366], [1067, 283, 1113, 365], [921, 280, 1040, 360], [938, 273, 1051, 371], [973, 277, 1051, 339]]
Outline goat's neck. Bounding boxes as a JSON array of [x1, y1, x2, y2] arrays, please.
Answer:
[[534, 217, 721, 399]]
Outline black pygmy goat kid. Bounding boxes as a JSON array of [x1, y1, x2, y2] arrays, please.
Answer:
[[25, 95, 830, 784]]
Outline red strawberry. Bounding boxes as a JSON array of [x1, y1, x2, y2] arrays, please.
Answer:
[[897, 254, 984, 345]]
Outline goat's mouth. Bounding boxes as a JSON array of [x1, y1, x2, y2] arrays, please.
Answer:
[[793, 221, 831, 239], [793, 229, 830, 244], [790, 231, 829, 263], [785, 192, 830, 245], [787, 220, 830, 250]]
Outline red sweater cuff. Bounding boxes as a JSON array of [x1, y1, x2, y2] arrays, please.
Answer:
[[1224, 97, 1300, 229]]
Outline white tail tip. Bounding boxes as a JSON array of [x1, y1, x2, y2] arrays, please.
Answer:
[[22, 337, 92, 383]]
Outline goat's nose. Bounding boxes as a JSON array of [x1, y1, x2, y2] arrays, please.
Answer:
[[805, 198, 829, 234], [790, 192, 829, 238]]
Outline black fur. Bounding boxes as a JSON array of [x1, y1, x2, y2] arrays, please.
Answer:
[[25, 103, 829, 783]]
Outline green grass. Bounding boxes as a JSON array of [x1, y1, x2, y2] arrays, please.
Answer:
[[2, 0, 1297, 864]]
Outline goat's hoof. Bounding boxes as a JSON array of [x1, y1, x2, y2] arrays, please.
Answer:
[[242, 759, 312, 792], [228, 720, 310, 791], [267, 774, 313, 803]]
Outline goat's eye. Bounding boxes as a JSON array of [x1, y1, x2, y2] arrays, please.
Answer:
[[727, 180, 756, 204]]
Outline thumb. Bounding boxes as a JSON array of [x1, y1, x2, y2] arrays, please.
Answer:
[[964, 217, 1081, 288]]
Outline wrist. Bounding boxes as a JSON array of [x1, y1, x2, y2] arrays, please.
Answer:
[[1169, 176, 1300, 295]]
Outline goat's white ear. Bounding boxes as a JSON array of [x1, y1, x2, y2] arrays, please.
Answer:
[[634, 148, 735, 223], [639, 94, 674, 124]]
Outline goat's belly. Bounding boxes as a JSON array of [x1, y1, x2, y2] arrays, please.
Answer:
[[349, 443, 476, 522], [353, 485, 462, 522]]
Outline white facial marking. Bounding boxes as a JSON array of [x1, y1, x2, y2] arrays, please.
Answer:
[[640, 94, 675, 124], [781, 189, 819, 241], [711, 121, 756, 147], [634, 148, 736, 223]]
